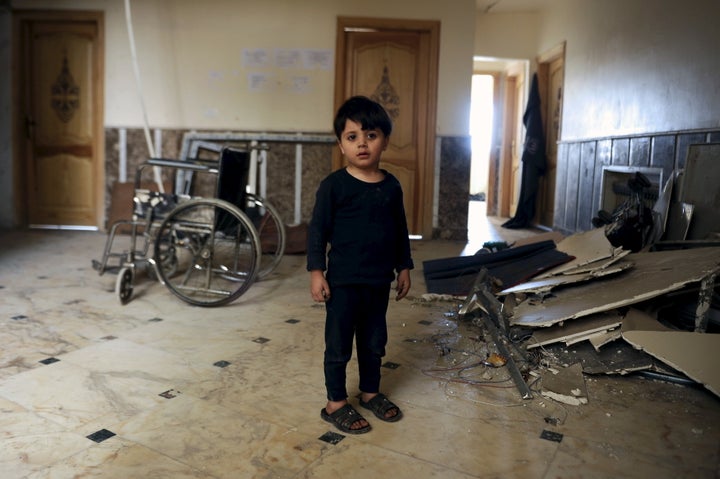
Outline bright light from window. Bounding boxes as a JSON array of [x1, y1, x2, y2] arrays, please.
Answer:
[[469, 74, 494, 197]]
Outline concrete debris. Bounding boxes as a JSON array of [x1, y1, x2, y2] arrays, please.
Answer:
[[540, 363, 588, 406], [448, 232, 720, 405], [444, 189, 720, 404], [416, 293, 461, 303], [510, 247, 720, 328]]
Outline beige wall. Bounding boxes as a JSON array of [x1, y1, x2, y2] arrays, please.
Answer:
[[541, 0, 720, 140], [14, 0, 476, 136], [475, 11, 541, 61], [475, 0, 720, 141]]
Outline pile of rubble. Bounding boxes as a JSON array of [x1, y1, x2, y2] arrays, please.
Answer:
[[423, 149, 720, 403], [503, 228, 717, 402]]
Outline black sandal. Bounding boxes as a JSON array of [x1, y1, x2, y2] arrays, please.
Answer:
[[360, 393, 403, 422], [321, 404, 371, 434]]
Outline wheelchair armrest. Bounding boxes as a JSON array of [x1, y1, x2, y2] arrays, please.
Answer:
[[146, 157, 218, 172]]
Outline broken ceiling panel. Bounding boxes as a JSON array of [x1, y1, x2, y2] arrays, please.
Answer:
[[588, 329, 622, 351], [540, 362, 588, 406], [622, 330, 720, 398], [526, 311, 623, 350], [536, 227, 620, 278], [542, 341, 654, 375], [511, 247, 720, 328], [500, 260, 633, 296], [620, 308, 672, 333], [550, 249, 631, 276]]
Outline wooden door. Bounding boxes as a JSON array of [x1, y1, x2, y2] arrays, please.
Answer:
[[502, 72, 525, 218], [485, 73, 502, 215], [335, 17, 439, 237], [15, 12, 104, 228], [537, 45, 565, 227]]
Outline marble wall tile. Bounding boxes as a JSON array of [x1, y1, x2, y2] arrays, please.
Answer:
[[301, 143, 335, 223], [104, 129, 474, 239], [105, 128, 335, 228], [435, 136, 471, 240]]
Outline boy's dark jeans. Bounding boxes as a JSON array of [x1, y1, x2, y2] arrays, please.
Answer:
[[324, 283, 390, 401]]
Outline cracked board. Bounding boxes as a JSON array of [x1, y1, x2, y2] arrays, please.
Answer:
[[511, 247, 720, 328]]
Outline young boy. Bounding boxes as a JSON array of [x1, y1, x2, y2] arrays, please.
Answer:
[[307, 96, 414, 434]]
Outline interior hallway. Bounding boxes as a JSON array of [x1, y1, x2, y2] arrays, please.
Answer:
[[1, 207, 718, 478]]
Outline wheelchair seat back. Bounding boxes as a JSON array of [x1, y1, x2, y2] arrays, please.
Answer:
[[215, 147, 252, 234], [217, 147, 251, 210]]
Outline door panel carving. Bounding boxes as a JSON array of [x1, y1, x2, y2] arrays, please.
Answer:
[[336, 18, 439, 236], [18, 14, 103, 227]]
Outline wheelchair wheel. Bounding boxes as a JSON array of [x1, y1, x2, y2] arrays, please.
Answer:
[[149, 237, 178, 279], [245, 194, 286, 279], [116, 267, 134, 305], [153, 198, 261, 307]]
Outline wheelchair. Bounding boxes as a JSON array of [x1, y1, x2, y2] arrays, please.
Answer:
[[92, 147, 286, 307]]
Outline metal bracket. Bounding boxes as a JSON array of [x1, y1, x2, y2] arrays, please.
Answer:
[[695, 272, 716, 332], [459, 268, 533, 400]]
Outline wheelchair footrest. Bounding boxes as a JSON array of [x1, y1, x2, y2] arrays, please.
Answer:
[[92, 258, 122, 275]]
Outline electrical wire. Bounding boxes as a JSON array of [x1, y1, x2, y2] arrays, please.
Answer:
[[123, 0, 164, 192]]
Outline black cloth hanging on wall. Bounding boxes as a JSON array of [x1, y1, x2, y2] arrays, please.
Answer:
[[502, 73, 547, 229]]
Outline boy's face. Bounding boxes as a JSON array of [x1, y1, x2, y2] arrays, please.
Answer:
[[338, 119, 389, 172]]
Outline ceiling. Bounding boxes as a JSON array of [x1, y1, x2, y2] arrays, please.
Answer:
[[476, 0, 554, 13]]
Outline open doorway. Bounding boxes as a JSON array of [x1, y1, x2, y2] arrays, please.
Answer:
[[467, 58, 529, 251], [467, 73, 494, 246]]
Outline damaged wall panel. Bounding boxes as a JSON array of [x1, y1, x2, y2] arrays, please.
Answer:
[[554, 130, 719, 234], [622, 330, 720, 397], [511, 247, 720, 327], [527, 312, 623, 350], [680, 143, 720, 240]]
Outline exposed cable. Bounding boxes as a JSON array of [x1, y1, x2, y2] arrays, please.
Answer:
[[124, 0, 163, 192]]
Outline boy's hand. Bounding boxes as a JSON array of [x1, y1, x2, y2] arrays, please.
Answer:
[[310, 270, 330, 302], [395, 269, 411, 301]]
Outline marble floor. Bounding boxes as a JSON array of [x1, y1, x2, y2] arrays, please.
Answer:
[[1, 206, 719, 478]]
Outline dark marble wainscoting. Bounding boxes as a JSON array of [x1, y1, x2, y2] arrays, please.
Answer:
[[433, 135, 471, 241], [104, 128, 474, 241], [103, 128, 335, 229], [103, 128, 185, 228], [554, 128, 720, 234]]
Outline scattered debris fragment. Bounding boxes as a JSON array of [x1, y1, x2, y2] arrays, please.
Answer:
[[483, 353, 507, 368], [540, 363, 588, 406], [622, 329, 720, 397], [510, 247, 720, 328], [525, 311, 623, 350]]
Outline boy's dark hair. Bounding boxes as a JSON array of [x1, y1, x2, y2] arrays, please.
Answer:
[[333, 96, 393, 139]]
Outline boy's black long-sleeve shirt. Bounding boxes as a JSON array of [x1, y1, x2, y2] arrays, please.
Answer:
[[307, 168, 414, 286]]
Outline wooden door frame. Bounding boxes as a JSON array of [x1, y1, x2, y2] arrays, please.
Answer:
[[497, 73, 516, 218], [12, 9, 105, 228], [536, 41, 565, 227], [536, 42, 565, 145], [482, 71, 501, 215], [334, 16, 439, 238], [497, 62, 526, 218]]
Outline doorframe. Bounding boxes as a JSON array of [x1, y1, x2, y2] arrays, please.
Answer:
[[12, 9, 105, 228], [497, 61, 527, 218], [334, 16, 440, 238], [478, 71, 501, 215], [497, 73, 516, 218], [535, 41, 565, 227], [536, 41, 565, 145]]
